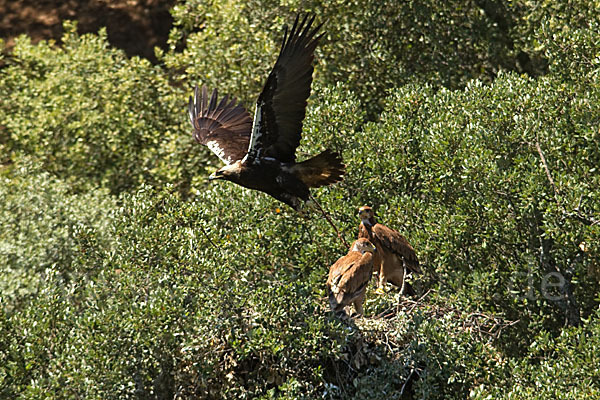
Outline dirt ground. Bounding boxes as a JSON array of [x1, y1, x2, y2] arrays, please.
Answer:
[[0, 0, 175, 62]]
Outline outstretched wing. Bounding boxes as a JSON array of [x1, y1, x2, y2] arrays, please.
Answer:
[[373, 224, 422, 274], [246, 14, 324, 163], [189, 85, 253, 165]]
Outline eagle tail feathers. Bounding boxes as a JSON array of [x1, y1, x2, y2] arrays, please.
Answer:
[[292, 149, 345, 188]]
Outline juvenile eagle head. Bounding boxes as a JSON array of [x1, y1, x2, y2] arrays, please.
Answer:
[[350, 238, 377, 254], [209, 161, 243, 182], [358, 205, 375, 226], [351, 238, 376, 254]]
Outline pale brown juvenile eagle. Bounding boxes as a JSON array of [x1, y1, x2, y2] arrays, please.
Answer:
[[188, 15, 344, 211], [327, 238, 377, 317], [358, 205, 421, 294]]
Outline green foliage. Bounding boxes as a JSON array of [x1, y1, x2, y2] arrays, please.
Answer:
[[165, 0, 538, 117], [0, 22, 203, 194], [472, 308, 600, 399], [357, 73, 600, 337], [2, 1, 600, 398], [0, 186, 350, 398], [0, 162, 116, 310], [513, 0, 600, 81], [351, 303, 508, 400]]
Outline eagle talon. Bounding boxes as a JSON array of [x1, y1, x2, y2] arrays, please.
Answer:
[[375, 287, 386, 295], [297, 207, 310, 219], [304, 198, 316, 209]]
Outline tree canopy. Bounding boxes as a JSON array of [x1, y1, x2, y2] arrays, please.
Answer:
[[1, 1, 599, 398]]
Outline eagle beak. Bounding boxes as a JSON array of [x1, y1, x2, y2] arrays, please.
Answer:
[[208, 171, 222, 180]]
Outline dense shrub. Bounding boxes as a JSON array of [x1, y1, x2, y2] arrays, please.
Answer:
[[303, 75, 598, 344], [0, 162, 116, 310], [0, 185, 352, 398], [0, 22, 202, 194], [511, 0, 600, 80], [1, 0, 600, 398], [164, 0, 539, 117], [3, 75, 598, 397], [473, 308, 600, 399], [359, 73, 599, 334]]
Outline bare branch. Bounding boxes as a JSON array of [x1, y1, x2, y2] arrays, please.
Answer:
[[309, 193, 349, 249], [534, 131, 561, 209]]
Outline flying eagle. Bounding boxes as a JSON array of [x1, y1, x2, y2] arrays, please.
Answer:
[[358, 205, 422, 294], [327, 238, 377, 317], [188, 15, 344, 211]]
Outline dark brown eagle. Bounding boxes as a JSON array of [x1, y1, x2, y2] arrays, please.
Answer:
[[188, 15, 344, 211], [358, 205, 422, 295], [327, 238, 377, 317]]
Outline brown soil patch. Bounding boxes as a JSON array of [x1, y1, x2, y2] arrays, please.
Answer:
[[0, 0, 175, 62]]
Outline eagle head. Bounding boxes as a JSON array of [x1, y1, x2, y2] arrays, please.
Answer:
[[358, 205, 375, 225], [351, 238, 376, 254], [209, 161, 243, 182]]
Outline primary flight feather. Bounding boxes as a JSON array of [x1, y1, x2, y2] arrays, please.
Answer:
[[188, 14, 345, 211]]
